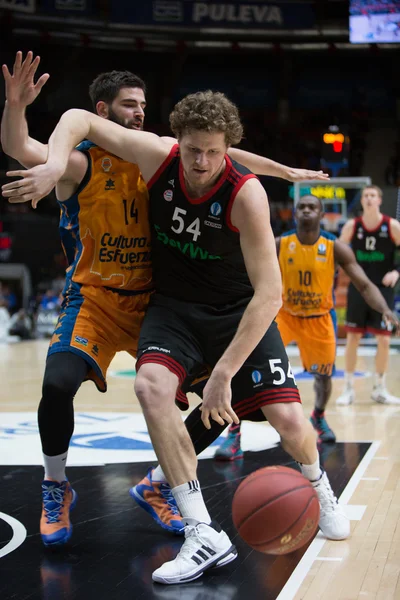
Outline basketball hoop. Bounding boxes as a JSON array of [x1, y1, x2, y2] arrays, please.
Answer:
[[321, 212, 345, 233]]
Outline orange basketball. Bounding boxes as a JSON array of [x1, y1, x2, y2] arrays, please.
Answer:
[[232, 465, 320, 554]]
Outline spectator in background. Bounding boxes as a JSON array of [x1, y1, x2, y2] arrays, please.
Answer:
[[0, 283, 17, 313], [39, 289, 61, 311], [9, 309, 32, 340]]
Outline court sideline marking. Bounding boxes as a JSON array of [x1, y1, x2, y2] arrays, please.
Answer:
[[276, 440, 381, 600]]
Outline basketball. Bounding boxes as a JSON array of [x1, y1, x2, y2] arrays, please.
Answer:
[[232, 466, 320, 555]]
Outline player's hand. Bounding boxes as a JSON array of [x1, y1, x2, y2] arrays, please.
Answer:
[[1, 163, 62, 208], [382, 270, 400, 288], [2, 51, 49, 108], [286, 168, 330, 183], [199, 371, 239, 430], [382, 309, 400, 335]]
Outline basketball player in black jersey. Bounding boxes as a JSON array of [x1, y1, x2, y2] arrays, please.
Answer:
[[336, 185, 400, 405], [1, 51, 330, 549], [2, 91, 350, 585]]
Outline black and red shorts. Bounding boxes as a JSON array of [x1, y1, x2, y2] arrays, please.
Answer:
[[137, 293, 300, 421], [346, 283, 394, 336]]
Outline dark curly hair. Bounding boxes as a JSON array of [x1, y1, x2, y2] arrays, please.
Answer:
[[88, 71, 146, 110], [169, 90, 243, 146]]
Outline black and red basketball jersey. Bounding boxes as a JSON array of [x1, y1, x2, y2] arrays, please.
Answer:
[[350, 215, 397, 285], [148, 144, 257, 305]]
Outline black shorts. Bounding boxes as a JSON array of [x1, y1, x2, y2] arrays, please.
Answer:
[[345, 283, 394, 336], [137, 293, 300, 422]]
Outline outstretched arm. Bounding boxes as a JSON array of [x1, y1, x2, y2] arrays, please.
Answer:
[[2, 108, 171, 206], [228, 148, 330, 182], [334, 240, 399, 332], [1, 51, 49, 167], [1, 52, 89, 205]]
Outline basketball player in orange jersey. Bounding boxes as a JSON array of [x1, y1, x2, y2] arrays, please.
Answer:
[[1, 53, 155, 548], [211, 194, 399, 459], [1, 52, 330, 550], [3, 92, 355, 585], [336, 185, 400, 406]]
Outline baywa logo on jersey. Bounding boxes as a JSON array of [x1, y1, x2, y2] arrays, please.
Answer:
[[317, 243, 326, 256], [357, 227, 364, 240], [164, 189, 173, 202], [251, 370, 263, 387], [289, 241, 296, 252]]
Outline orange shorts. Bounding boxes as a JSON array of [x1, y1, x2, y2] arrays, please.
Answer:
[[276, 309, 336, 376], [47, 283, 152, 391]]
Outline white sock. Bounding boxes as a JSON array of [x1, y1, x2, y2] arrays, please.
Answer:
[[43, 451, 68, 482], [152, 465, 167, 482], [300, 457, 322, 483], [172, 480, 211, 525], [343, 372, 354, 390], [374, 373, 385, 388]]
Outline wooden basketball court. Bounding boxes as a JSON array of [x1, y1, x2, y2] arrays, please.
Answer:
[[0, 338, 399, 599]]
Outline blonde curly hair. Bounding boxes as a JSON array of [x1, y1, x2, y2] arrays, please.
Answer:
[[169, 90, 243, 147]]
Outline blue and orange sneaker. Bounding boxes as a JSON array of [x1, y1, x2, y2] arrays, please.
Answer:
[[130, 468, 184, 535], [310, 411, 336, 443], [40, 479, 77, 546], [213, 427, 244, 461]]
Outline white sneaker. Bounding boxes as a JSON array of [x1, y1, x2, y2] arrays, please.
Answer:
[[312, 472, 350, 540], [371, 386, 400, 405], [152, 520, 237, 585], [336, 388, 355, 406]]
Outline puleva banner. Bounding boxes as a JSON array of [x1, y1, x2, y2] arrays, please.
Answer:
[[110, 1, 315, 29]]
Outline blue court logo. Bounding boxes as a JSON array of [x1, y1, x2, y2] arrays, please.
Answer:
[[251, 370, 262, 384], [210, 202, 222, 217]]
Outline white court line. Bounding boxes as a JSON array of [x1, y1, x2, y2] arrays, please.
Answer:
[[276, 440, 381, 600], [315, 557, 343, 562], [337, 441, 381, 505], [0, 512, 27, 559], [343, 505, 366, 520]]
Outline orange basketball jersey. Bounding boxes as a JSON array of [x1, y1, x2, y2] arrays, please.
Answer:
[[59, 142, 152, 292], [278, 230, 336, 317]]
